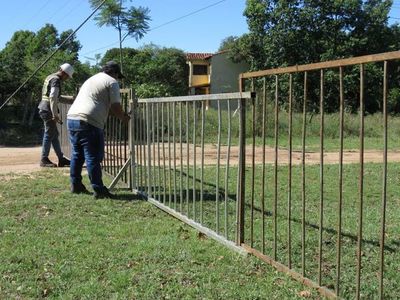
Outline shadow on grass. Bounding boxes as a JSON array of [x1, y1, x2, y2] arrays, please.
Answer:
[[110, 188, 146, 202]]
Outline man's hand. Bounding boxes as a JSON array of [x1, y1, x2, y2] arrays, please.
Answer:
[[53, 116, 62, 124], [121, 113, 130, 124], [110, 103, 130, 124]]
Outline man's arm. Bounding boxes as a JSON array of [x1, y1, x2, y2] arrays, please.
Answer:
[[49, 86, 60, 122], [59, 95, 75, 104], [110, 103, 130, 123]]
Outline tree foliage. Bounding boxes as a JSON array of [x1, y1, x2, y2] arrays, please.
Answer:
[[89, 0, 150, 69], [231, 0, 400, 113], [0, 24, 82, 125], [101, 44, 188, 98]]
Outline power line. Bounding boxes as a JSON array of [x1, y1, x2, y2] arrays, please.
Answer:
[[0, 0, 108, 111], [149, 0, 227, 32], [81, 0, 228, 56], [57, 1, 87, 27], [45, 0, 74, 26], [22, 0, 53, 29]]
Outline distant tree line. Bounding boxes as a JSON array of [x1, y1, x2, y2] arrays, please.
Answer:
[[0, 35, 188, 128]]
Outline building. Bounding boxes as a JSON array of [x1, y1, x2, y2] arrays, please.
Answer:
[[186, 52, 213, 95], [186, 51, 249, 108]]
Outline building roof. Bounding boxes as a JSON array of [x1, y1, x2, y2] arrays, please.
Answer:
[[186, 52, 213, 60]]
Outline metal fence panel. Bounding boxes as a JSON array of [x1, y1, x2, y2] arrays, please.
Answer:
[[239, 51, 400, 299]]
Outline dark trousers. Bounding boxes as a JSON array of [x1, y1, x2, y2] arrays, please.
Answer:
[[67, 119, 105, 192], [39, 110, 63, 160]]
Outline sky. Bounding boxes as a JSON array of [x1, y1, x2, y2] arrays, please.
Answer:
[[1, 0, 400, 65], [0, 0, 248, 63]]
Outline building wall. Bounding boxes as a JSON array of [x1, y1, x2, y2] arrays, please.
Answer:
[[209, 52, 249, 94], [188, 59, 210, 89]]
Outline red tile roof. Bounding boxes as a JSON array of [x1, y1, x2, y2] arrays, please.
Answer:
[[186, 52, 213, 60]]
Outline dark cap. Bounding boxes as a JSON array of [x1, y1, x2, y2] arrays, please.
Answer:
[[101, 61, 125, 79]]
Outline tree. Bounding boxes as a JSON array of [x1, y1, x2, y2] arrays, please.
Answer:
[[0, 24, 82, 126], [238, 0, 394, 68], [89, 0, 151, 72], [101, 44, 188, 98], [218, 36, 239, 52], [231, 0, 399, 113]]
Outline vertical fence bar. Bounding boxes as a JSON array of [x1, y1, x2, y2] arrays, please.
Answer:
[[152, 103, 156, 198], [124, 94, 128, 184], [115, 116, 119, 177], [301, 72, 307, 277], [250, 85, 256, 248], [336, 66, 345, 296], [237, 79, 246, 245], [111, 116, 116, 176], [379, 60, 388, 300], [156, 104, 161, 202], [143, 104, 147, 194], [287, 74, 293, 269], [200, 101, 205, 224], [167, 103, 172, 206], [138, 105, 143, 191], [162, 103, 166, 204], [179, 102, 183, 213], [318, 69, 325, 286], [193, 101, 197, 220], [356, 64, 365, 300], [135, 105, 140, 190], [147, 104, 152, 198], [186, 102, 190, 216], [104, 119, 108, 173], [273, 75, 279, 260], [130, 99, 136, 191], [225, 100, 232, 239], [117, 113, 121, 179], [173, 102, 177, 210], [261, 77, 267, 254], [216, 100, 221, 233]]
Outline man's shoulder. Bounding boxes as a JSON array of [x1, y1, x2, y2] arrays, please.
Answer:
[[90, 72, 118, 86], [47, 73, 61, 87]]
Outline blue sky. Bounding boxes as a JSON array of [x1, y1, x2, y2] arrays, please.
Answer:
[[1, 0, 400, 64], [0, 0, 248, 62]]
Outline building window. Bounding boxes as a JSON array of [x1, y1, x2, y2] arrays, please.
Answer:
[[193, 64, 208, 75]]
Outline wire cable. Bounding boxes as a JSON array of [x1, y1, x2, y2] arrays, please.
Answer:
[[0, 0, 107, 111], [81, 0, 228, 56]]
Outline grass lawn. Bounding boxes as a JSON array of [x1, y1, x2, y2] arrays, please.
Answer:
[[0, 169, 318, 299], [146, 161, 400, 299]]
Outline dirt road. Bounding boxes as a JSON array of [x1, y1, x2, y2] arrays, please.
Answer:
[[1, 145, 400, 175]]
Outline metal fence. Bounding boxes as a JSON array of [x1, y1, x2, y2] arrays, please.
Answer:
[[58, 51, 400, 299], [131, 92, 253, 253], [238, 51, 400, 299]]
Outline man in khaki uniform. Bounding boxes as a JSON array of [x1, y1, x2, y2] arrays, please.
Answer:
[[38, 63, 74, 167]]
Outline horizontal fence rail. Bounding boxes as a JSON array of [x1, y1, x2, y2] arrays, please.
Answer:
[[239, 51, 400, 299]]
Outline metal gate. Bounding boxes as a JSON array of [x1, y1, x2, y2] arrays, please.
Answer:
[[238, 51, 400, 299], [130, 92, 253, 253]]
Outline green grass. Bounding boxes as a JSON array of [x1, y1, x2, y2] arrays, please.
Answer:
[[0, 169, 318, 299], [145, 161, 400, 299], [164, 104, 400, 151]]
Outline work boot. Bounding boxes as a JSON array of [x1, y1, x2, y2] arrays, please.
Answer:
[[71, 183, 90, 194], [93, 187, 114, 199], [58, 157, 70, 167], [40, 157, 57, 168]]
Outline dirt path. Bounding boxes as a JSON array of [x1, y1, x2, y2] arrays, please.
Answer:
[[1, 145, 400, 175], [0, 146, 59, 174]]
